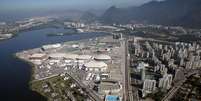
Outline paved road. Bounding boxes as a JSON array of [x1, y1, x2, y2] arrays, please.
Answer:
[[66, 70, 102, 101], [121, 40, 128, 101], [122, 39, 134, 101], [33, 65, 102, 101]]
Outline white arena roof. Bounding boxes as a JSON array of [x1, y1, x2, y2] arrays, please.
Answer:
[[76, 55, 92, 60], [94, 54, 111, 60], [84, 61, 107, 68], [64, 54, 78, 59], [30, 53, 46, 58], [49, 53, 66, 58], [49, 53, 78, 59]]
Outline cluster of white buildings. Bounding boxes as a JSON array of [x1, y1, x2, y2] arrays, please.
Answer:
[[131, 39, 201, 99], [42, 43, 62, 50], [30, 51, 112, 72], [64, 22, 85, 28], [151, 42, 201, 70], [140, 62, 173, 97], [21, 36, 126, 101], [115, 23, 187, 34], [142, 79, 156, 97], [159, 74, 173, 90]]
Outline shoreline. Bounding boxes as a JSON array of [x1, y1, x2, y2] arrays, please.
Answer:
[[0, 23, 113, 101], [0, 24, 62, 43], [14, 53, 36, 83], [14, 53, 46, 98], [14, 35, 109, 82], [13, 34, 125, 101], [14, 52, 47, 98], [0, 32, 18, 42], [13, 33, 113, 101]]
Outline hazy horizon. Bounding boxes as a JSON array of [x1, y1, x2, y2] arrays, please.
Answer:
[[0, 0, 165, 22], [0, 0, 157, 12]]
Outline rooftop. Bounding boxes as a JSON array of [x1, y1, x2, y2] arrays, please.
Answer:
[[30, 53, 46, 58], [105, 95, 120, 101], [99, 80, 121, 92], [76, 55, 92, 60], [94, 54, 111, 60], [48, 53, 78, 59], [84, 60, 107, 68]]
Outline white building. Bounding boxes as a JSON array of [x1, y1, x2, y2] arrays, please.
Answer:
[[142, 79, 156, 97], [94, 54, 111, 61], [84, 60, 107, 72], [64, 54, 78, 60], [49, 53, 78, 60], [42, 43, 61, 50], [29, 53, 47, 60], [159, 74, 173, 90], [99, 80, 122, 95], [48, 53, 66, 59], [141, 68, 146, 81], [76, 55, 92, 60]]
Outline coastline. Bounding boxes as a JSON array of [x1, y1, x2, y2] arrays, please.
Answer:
[[12, 33, 112, 101], [0, 23, 112, 101], [13, 35, 107, 79], [13, 35, 107, 82], [14, 52, 46, 98], [13, 52, 48, 99], [14, 53, 36, 82], [0, 23, 61, 42], [0, 32, 18, 42]]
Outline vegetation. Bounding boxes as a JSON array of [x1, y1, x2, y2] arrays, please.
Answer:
[[30, 75, 88, 101]]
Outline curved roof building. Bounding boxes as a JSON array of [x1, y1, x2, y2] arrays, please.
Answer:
[[94, 54, 111, 61], [84, 60, 108, 72], [49, 53, 78, 59], [84, 60, 107, 68], [76, 55, 92, 60], [64, 54, 78, 59]]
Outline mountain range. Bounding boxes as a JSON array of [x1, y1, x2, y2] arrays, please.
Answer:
[[100, 0, 201, 28]]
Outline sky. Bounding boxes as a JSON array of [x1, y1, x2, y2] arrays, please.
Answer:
[[0, 0, 154, 12]]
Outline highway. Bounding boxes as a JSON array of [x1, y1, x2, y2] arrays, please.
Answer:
[[121, 40, 128, 101], [122, 38, 134, 101]]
